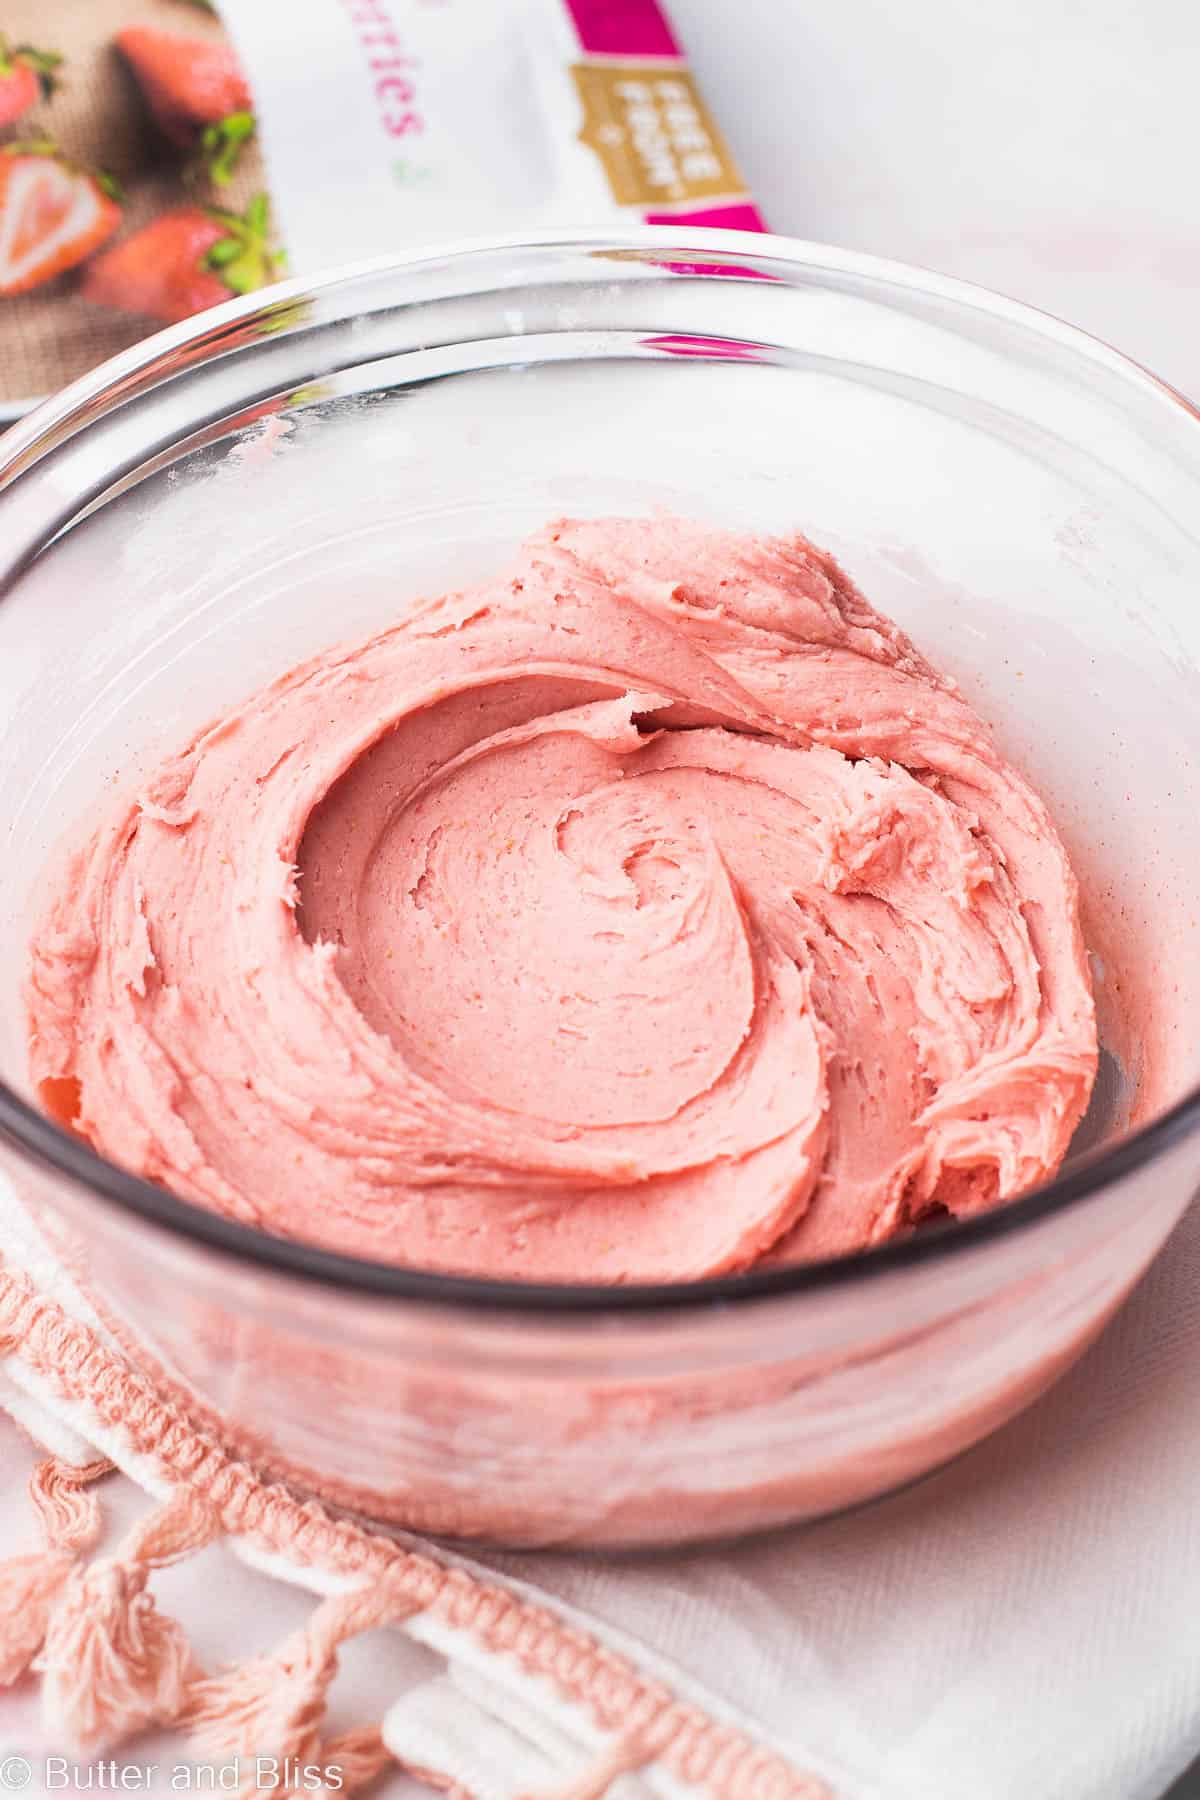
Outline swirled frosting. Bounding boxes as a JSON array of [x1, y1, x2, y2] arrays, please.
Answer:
[[27, 517, 1097, 1280]]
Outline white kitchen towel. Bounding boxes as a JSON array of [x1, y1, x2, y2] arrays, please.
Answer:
[[498, 1197, 1200, 1800], [2, 1178, 1198, 1799], [487, 1193, 1200, 1800]]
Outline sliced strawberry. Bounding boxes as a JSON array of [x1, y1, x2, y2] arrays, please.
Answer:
[[0, 39, 62, 126], [0, 145, 122, 296], [116, 25, 252, 145], [81, 193, 280, 324]]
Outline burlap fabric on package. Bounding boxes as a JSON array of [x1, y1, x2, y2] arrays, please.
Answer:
[[0, 0, 271, 408], [2, 5, 1200, 1800]]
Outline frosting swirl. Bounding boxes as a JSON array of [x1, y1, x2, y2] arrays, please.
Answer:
[[28, 517, 1097, 1280]]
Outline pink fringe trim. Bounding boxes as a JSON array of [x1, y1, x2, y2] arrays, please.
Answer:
[[36, 1484, 220, 1754], [0, 1267, 830, 1800], [0, 1456, 109, 1687], [186, 1568, 421, 1764]]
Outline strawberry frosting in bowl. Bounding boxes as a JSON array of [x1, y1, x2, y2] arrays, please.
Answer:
[[27, 514, 1097, 1281], [2, 230, 1199, 1547]]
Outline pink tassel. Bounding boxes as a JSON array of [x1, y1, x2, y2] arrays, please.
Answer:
[[0, 1555, 72, 1687], [36, 1483, 220, 1754], [186, 1572, 422, 1766], [318, 1725, 394, 1793], [0, 1456, 109, 1687], [187, 1626, 331, 1769]]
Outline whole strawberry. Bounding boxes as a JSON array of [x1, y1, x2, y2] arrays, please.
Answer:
[[0, 38, 62, 126], [81, 193, 280, 323], [116, 25, 251, 144], [0, 143, 121, 296]]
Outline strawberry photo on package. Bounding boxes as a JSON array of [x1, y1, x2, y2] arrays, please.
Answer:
[[0, 0, 275, 412]]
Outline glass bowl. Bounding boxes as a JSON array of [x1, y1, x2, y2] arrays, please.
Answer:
[[0, 230, 1197, 1551]]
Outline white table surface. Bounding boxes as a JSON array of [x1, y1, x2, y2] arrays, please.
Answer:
[[683, 0, 1198, 402], [0, 1, 1193, 1792]]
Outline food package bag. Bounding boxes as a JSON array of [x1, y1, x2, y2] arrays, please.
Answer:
[[0, 0, 765, 412]]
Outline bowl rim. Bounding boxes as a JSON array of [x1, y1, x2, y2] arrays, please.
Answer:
[[1, 222, 1198, 1317]]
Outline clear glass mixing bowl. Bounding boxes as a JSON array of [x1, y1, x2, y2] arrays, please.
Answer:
[[0, 230, 1197, 1550]]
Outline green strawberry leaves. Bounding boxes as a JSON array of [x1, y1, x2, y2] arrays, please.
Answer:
[[2, 137, 57, 158], [204, 236, 242, 268], [199, 110, 256, 187], [244, 192, 269, 235], [202, 193, 283, 297], [0, 40, 64, 100]]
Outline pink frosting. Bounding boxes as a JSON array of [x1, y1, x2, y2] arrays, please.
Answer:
[[27, 518, 1097, 1281]]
